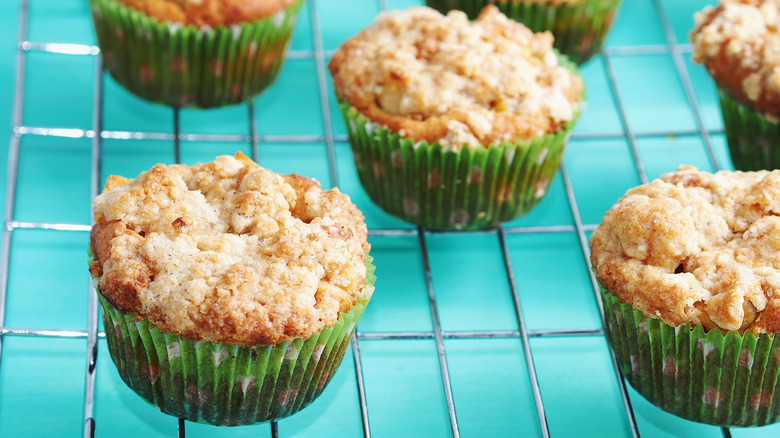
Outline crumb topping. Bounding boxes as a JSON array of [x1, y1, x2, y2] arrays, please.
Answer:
[[691, 0, 780, 118], [115, 0, 298, 27], [328, 6, 583, 149], [90, 154, 372, 346], [590, 165, 780, 334]]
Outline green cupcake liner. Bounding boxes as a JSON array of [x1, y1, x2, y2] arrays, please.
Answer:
[[95, 255, 375, 426], [424, 0, 622, 64], [600, 283, 780, 427], [717, 86, 780, 171], [341, 100, 578, 230], [339, 54, 582, 230], [89, 0, 304, 108]]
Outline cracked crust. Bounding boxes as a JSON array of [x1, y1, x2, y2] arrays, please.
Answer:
[[115, 0, 298, 27], [691, 0, 780, 119], [328, 6, 583, 149], [590, 165, 780, 334], [90, 153, 372, 346]]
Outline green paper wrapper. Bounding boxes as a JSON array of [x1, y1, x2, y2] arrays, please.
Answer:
[[89, 0, 304, 108], [339, 53, 582, 230], [95, 256, 375, 426], [718, 85, 780, 171], [424, 0, 622, 64], [600, 283, 780, 427]]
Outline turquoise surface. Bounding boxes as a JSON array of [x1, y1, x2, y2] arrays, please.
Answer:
[[0, 0, 777, 437]]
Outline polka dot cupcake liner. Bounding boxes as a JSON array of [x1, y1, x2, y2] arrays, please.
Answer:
[[88, 0, 304, 108], [94, 255, 374, 426], [600, 283, 780, 427], [717, 86, 780, 171], [424, 0, 622, 64]]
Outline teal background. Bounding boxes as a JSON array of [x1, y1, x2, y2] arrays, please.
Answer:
[[0, 0, 777, 437]]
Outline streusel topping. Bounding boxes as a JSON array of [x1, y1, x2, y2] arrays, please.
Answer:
[[328, 6, 582, 149], [590, 165, 780, 334], [90, 153, 372, 346], [691, 0, 780, 118], [116, 0, 298, 27]]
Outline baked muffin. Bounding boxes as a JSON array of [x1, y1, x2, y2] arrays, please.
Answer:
[[691, 0, 780, 171], [89, 0, 305, 108], [590, 165, 780, 427], [329, 6, 584, 230], [424, 0, 623, 64], [89, 153, 375, 425]]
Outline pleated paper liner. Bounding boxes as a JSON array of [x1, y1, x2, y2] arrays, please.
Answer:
[[717, 86, 780, 171], [95, 255, 375, 426], [89, 0, 304, 108], [600, 284, 780, 427], [424, 0, 622, 64], [338, 86, 582, 230]]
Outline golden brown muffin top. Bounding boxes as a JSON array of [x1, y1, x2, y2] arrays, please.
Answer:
[[116, 0, 298, 27], [328, 6, 583, 149], [590, 165, 780, 335], [89, 153, 372, 346], [691, 0, 780, 119]]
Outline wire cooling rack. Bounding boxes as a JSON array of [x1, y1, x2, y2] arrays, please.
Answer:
[[1, 0, 779, 437]]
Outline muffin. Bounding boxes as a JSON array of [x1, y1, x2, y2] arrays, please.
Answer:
[[424, 0, 623, 64], [691, 0, 780, 171], [329, 6, 584, 230], [88, 153, 375, 425], [89, 0, 305, 108], [590, 165, 780, 427]]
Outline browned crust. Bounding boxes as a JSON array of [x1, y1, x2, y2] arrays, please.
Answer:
[[116, 0, 297, 27], [327, 6, 583, 147], [756, 301, 780, 333], [691, 1, 780, 118], [90, 221, 149, 314], [283, 173, 321, 224]]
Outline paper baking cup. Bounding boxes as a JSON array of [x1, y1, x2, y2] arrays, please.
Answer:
[[717, 86, 780, 171], [89, 0, 304, 108], [424, 0, 622, 64], [95, 256, 374, 426], [339, 89, 581, 230], [600, 284, 780, 427]]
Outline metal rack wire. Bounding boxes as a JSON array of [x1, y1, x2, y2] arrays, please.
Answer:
[[0, 0, 744, 437]]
